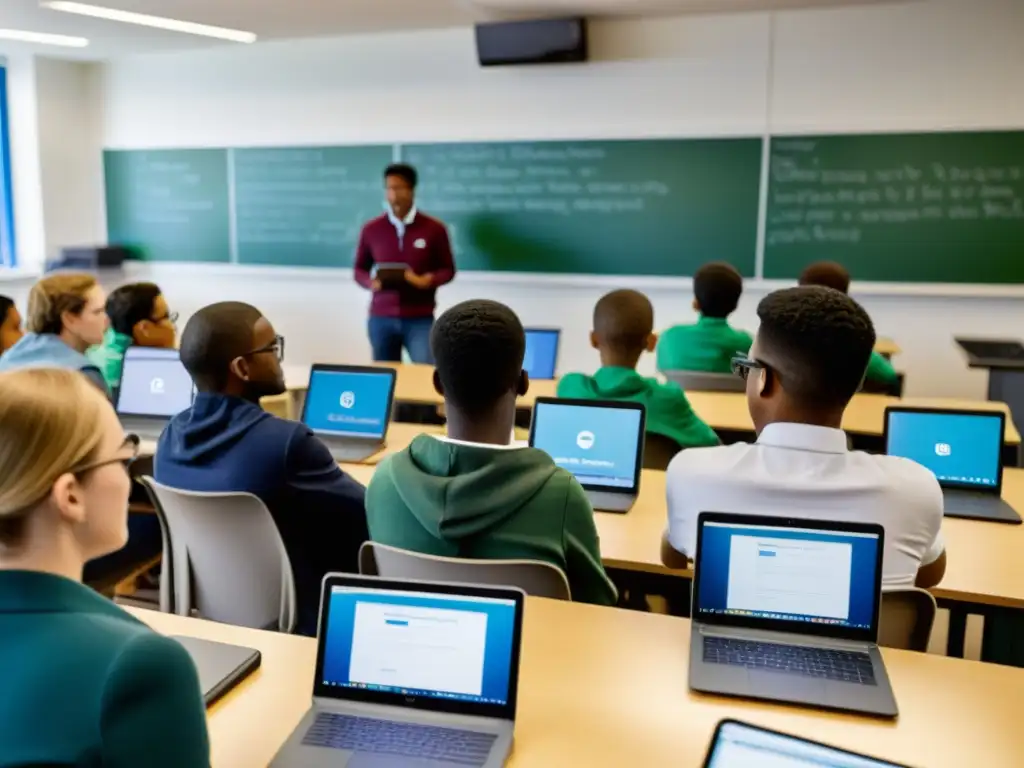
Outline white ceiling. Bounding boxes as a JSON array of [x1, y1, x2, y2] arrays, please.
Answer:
[[0, 0, 911, 60]]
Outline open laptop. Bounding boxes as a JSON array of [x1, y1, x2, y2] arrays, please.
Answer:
[[115, 347, 194, 440], [271, 574, 524, 768], [523, 328, 561, 381], [689, 512, 897, 718], [301, 365, 397, 462], [528, 398, 646, 513], [883, 407, 1020, 524]]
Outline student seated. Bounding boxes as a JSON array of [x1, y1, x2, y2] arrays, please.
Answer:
[[656, 261, 753, 374], [155, 302, 368, 636], [0, 273, 108, 393], [558, 289, 720, 450], [366, 299, 617, 606], [663, 286, 945, 588], [0, 295, 24, 353], [0, 368, 209, 765], [799, 261, 898, 389], [88, 281, 177, 391]]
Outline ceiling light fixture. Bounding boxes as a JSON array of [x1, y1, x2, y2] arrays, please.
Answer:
[[0, 28, 89, 47], [42, 1, 257, 43]]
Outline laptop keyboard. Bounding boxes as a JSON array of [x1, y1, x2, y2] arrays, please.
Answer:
[[302, 712, 497, 765], [703, 636, 876, 685]]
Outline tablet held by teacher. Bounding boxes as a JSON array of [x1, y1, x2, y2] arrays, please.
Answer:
[[353, 163, 456, 364]]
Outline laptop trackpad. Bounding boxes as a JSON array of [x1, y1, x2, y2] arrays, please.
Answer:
[[348, 755, 463, 768], [748, 670, 827, 702]]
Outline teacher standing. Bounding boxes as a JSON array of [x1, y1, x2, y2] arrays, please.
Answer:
[[354, 163, 456, 363]]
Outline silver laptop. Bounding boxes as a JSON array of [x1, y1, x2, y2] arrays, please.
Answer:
[[528, 397, 646, 513], [689, 512, 897, 719], [301, 364, 397, 462], [271, 574, 525, 768], [170, 636, 261, 707], [115, 347, 195, 440], [884, 406, 1020, 524], [522, 328, 561, 381]]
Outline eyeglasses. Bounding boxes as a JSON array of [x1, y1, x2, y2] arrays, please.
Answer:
[[731, 355, 767, 381], [151, 311, 179, 326], [72, 434, 141, 476], [242, 335, 285, 363]]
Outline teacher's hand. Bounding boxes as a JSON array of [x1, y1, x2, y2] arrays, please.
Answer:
[[404, 269, 434, 290], [371, 279, 382, 292]]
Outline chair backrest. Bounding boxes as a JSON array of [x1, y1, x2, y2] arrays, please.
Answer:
[[878, 587, 937, 652], [643, 432, 684, 471], [139, 476, 297, 632], [663, 370, 746, 393], [359, 542, 571, 601]]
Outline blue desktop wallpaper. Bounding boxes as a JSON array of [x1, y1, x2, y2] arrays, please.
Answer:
[[696, 525, 880, 629], [523, 330, 560, 380], [304, 371, 392, 438], [887, 411, 1001, 487], [321, 590, 516, 704], [531, 402, 641, 485]]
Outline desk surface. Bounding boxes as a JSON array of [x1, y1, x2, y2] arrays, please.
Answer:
[[134, 601, 1024, 767], [875, 337, 901, 357]]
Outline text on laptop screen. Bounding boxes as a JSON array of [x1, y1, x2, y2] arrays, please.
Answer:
[[886, 410, 1001, 489], [117, 350, 194, 418], [531, 402, 641, 489], [304, 370, 393, 439], [523, 330, 559, 380], [707, 721, 905, 768], [696, 522, 880, 630], [321, 587, 517, 706]]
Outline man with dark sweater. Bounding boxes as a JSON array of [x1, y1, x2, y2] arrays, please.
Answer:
[[353, 163, 456, 363], [366, 299, 617, 606], [155, 302, 368, 636]]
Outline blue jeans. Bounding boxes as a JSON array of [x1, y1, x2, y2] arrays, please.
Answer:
[[368, 316, 434, 363]]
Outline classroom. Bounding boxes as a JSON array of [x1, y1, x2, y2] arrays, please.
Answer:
[[0, 0, 1023, 765]]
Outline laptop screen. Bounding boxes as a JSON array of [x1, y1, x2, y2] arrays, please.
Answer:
[[320, 586, 518, 709], [695, 520, 881, 633], [706, 721, 907, 768], [116, 348, 194, 419], [523, 329, 560, 380], [885, 409, 1002, 491], [303, 368, 395, 439], [529, 400, 644, 492]]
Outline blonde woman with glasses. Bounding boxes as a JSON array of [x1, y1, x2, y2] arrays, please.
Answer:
[[0, 368, 210, 766]]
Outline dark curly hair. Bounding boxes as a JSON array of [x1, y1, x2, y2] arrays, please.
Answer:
[[694, 262, 744, 318], [799, 261, 851, 294]]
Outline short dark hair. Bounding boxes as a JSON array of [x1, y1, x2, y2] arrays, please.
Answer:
[[756, 286, 876, 409], [384, 163, 418, 188], [0, 295, 14, 323], [593, 289, 654, 355], [179, 301, 262, 391], [799, 261, 851, 294], [105, 282, 162, 336], [694, 262, 743, 318], [431, 300, 525, 417]]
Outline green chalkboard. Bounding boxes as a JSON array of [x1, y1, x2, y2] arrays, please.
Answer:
[[403, 139, 763, 276], [104, 149, 231, 263], [764, 131, 1024, 283], [233, 145, 394, 266]]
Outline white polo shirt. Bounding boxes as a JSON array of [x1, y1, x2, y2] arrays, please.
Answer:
[[665, 422, 945, 588]]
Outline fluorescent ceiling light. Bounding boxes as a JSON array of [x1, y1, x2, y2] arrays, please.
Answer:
[[42, 1, 257, 43], [0, 28, 89, 47]]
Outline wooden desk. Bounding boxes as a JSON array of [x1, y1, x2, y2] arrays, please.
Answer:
[[875, 337, 902, 358], [133, 601, 1024, 767]]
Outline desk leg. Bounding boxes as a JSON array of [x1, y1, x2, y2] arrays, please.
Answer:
[[946, 607, 968, 658]]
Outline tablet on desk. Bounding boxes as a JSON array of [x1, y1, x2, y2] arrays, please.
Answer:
[[171, 636, 262, 706], [373, 262, 407, 288]]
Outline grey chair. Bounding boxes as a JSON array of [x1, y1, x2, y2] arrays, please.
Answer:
[[359, 542, 571, 601], [878, 587, 937, 652], [139, 476, 297, 632], [663, 370, 746, 393]]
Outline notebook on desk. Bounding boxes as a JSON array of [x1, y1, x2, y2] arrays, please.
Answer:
[[115, 347, 194, 440], [302, 365, 397, 463], [883, 407, 1021, 524]]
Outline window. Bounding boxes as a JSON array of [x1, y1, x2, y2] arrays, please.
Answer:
[[0, 66, 14, 267]]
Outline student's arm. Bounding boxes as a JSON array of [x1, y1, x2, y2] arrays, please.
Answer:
[[562, 479, 618, 606], [353, 226, 375, 290], [916, 550, 947, 589], [664, 453, 696, 565], [865, 350, 898, 385], [100, 633, 210, 768], [428, 224, 456, 288], [661, 531, 690, 570]]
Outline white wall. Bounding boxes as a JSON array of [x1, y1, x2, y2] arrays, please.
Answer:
[[89, 0, 1024, 399]]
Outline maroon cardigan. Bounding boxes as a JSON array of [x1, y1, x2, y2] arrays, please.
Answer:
[[353, 212, 456, 318]]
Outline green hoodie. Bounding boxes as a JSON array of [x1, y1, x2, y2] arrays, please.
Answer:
[[366, 434, 617, 606], [557, 367, 721, 450]]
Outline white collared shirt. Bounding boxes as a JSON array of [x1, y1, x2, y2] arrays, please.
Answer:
[[385, 204, 417, 247], [431, 433, 527, 450], [665, 422, 945, 587]]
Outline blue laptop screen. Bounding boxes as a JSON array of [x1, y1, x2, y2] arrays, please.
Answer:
[[708, 721, 905, 768], [321, 587, 517, 706], [116, 349, 194, 418], [886, 410, 1001, 490], [523, 329, 559, 380], [696, 522, 880, 631], [304, 370, 393, 439], [530, 401, 642, 489]]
